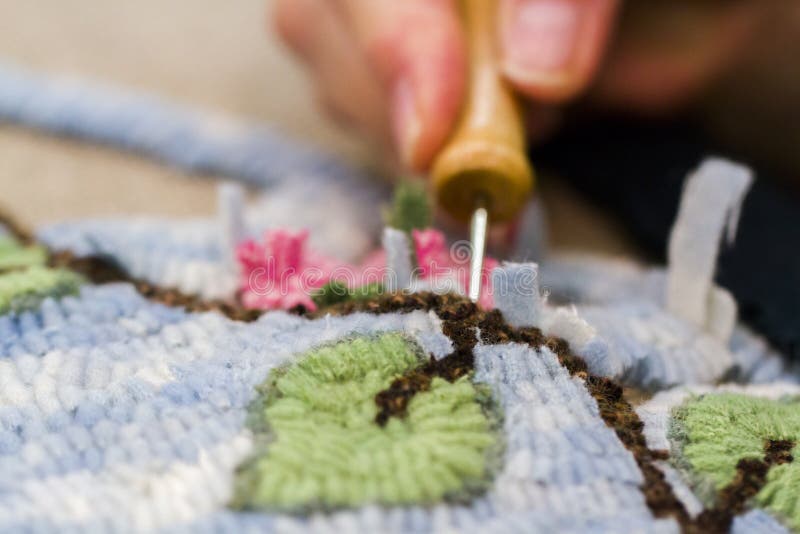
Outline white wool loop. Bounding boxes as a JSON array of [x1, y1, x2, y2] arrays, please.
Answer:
[[666, 158, 752, 341], [491, 262, 542, 328], [216, 182, 246, 273], [382, 228, 413, 292]]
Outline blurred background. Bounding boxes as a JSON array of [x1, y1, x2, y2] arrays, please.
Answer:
[[0, 0, 638, 256], [0, 0, 363, 222], [0, 0, 798, 257]]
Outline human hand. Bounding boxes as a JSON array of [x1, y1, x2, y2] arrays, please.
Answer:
[[273, 0, 766, 171]]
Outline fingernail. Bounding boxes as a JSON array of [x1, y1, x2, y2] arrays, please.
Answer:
[[501, 0, 582, 84], [391, 78, 422, 168]]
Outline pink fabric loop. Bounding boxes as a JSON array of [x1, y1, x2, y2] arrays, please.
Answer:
[[236, 229, 340, 311]]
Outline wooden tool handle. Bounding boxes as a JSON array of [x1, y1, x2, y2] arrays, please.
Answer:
[[431, 0, 534, 223]]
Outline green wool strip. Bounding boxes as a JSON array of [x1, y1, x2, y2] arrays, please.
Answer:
[[0, 237, 47, 270], [232, 333, 497, 512], [384, 180, 432, 234], [311, 280, 384, 309], [0, 266, 83, 315], [671, 393, 800, 530]]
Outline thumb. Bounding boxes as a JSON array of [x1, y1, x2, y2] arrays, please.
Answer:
[[499, 0, 618, 102], [339, 0, 466, 171]]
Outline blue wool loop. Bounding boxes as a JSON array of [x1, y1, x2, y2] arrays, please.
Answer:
[[491, 262, 542, 328], [0, 62, 366, 190]]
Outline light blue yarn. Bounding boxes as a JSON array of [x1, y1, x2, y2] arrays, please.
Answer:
[[0, 282, 677, 533], [0, 62, 368, 190], [0, 284, 185, 357], [732, 509, 790, 534], [472, 342, 677, 533], [491, 262, 541, 328]]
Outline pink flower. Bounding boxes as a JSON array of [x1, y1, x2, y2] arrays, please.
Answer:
[[237, 229, 339, 311], [412, 228, 497, 309], [236, 227, 498, 312]]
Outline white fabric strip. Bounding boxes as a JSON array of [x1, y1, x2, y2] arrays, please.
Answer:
[[382, 228, 413, 292], [666, 158, 753, 341], [491, 262, 542, 328], [216, 182, 246, 274]]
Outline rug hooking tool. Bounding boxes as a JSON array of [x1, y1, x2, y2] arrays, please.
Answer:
[[431, 0, 534, 303]]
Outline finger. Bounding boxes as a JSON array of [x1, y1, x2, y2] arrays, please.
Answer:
[[273, 0, 388, 138], [499, 0, 619, 102], [336, 0, 466, 171]]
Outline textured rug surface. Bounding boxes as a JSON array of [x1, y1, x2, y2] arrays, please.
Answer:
[[1, 65, 798, 533]]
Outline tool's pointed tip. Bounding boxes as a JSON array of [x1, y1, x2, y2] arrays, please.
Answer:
[[468, 203, 489, 304]]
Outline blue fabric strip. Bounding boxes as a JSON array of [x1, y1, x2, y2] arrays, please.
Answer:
[[0, 61, 369, 189]]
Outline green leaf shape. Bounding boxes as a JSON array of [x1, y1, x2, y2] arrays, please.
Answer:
[[0, 237, 47, 270], [0, 266, 84, 315], [384, 180, 432, 234], [232, 333, 497, 512], [671, 393, 800, 530]]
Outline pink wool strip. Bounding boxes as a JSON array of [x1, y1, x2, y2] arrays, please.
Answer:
[[237, 229, 340, 311], [412, 229, 497, 309]]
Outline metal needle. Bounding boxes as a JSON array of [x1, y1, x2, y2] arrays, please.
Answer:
[[468, 197, 489, 303], [430, 0, 534, 304]]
